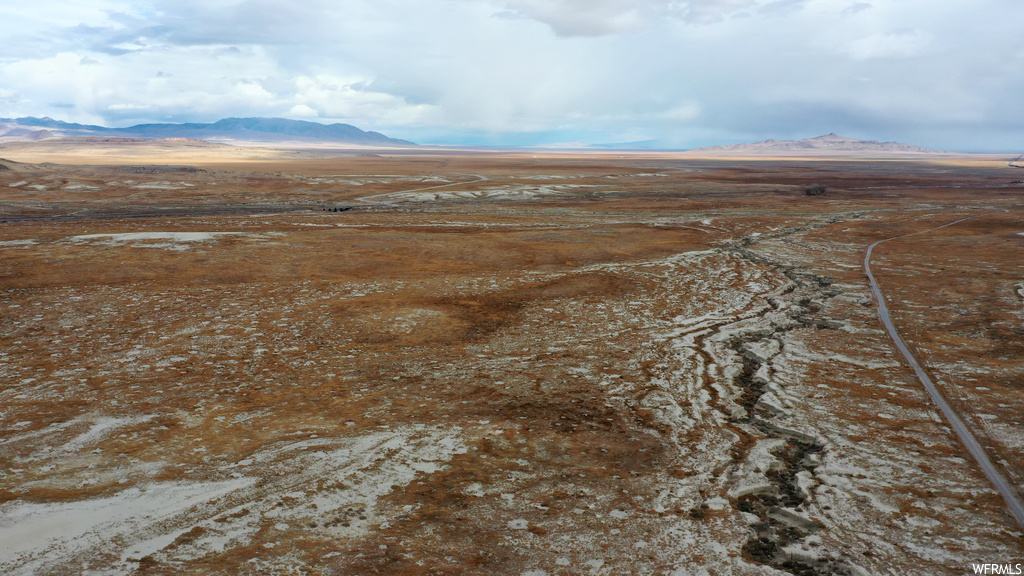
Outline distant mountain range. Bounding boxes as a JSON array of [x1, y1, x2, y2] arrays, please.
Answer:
[[687, 133, 941, 154], [0, 120, 960, 154], [0, 117, 414, 146]]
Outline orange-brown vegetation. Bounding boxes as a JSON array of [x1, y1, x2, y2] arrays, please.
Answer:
[[1, 142, 1022, 575]]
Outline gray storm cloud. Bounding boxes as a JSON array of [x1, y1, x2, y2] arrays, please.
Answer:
[[0, 0, 1022, 150]]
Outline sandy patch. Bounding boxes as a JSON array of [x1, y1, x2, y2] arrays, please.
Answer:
[[0, 426, 465, 575], [0, 478, 255, 576], [381, 184, 593, 203], [67, 232, 285, 250], [131, 181, 195, 190]]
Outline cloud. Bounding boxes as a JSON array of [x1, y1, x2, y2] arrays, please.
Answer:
[[107, 103, 150, 111], [0, 0, 1022, 151], [502, 0, 813, 36], [290, 75, 440, 126], [501, 0, 651, 36], [842, 29, 931, 60], [286, 104, 318, 118], [661, 101, 702, 121], [843, 2, 872, 16], [0, 88, 23, 105]]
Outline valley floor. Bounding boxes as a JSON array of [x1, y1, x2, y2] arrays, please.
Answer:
[[1, 146, 1022, 574]]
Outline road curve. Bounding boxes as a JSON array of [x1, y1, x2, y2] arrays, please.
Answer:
[[356, 173, 490, 204], [864, 214, 1024, 529]]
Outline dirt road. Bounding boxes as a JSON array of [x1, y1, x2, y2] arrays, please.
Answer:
[[864, 213, 1024, 528]]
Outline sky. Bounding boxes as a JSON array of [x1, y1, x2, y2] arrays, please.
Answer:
[[1, 0, 1022, 151]]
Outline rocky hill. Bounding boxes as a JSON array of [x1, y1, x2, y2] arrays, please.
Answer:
[[0, 124, 55, 142], [688, 133, 940, 154]]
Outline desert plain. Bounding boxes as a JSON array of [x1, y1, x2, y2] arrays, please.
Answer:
[[1, 140, 1023, 575]]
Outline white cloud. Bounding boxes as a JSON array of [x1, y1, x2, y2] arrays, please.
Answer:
[[286, 104, 318, 118], [661, 101, 702, 121], [843, 2, 873, 16], [502, 0, 651, 36], [502, 0, 814, 36], [0, 0, 1022, 150], [107, 103, 151, 111], [291, 75, 441, 126], [842, 29, 931, 60]]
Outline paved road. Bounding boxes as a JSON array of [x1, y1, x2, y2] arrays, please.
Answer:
[[864, 214, 1024, 529], [356, 173, 490, 204]]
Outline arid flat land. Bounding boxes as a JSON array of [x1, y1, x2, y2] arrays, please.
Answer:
[[1, 141, 1023, 575]]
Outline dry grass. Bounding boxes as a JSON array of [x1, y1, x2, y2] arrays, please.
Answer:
[[2, 141, 1023, 575]]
